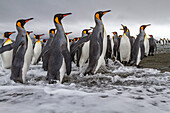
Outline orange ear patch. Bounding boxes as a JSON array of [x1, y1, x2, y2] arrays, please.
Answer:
[[17, 22, 23, 28], [55, 17, 61, 25], [96, 13, 100, 20]]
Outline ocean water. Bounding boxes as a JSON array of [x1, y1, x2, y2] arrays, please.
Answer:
[[0, 59, 170, 113]]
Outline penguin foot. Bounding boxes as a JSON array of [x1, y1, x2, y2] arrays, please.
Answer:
[[136, 65, 143, 68], [49, 79, 57, 84]]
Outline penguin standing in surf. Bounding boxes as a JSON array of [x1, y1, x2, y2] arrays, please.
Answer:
[[37, 29, 56, 71], [119, 24, 131, 65], [130, 24, 151, 67], [78, 29, 91, 70], [10, 18, 34, 83], [47, 13, 72, 84], [105, 35, 112, 64], [0, 31, 15, 69], [32, 34, 44, 65], [71, 10, 111, 75], [112, 32, 120, 60], [149, 35, 157, 56]]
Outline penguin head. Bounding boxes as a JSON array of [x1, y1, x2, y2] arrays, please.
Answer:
[[95, 10, 111, 21], [69, 39, 72, 42], [140, 24, 151, 32], [112, 32, 118, 35], [54, 13, 72, 26], [34, 34, 45, 40], [149, 35, 153, 38], [121, 24, 129, 35], [82, 29, 91, 35], [119, 35, 122, 38], [107, 35, 110, 38], [42, 39, 47, 43], [27, 31, 33, 35], [65, 32, 72, 35], [49, 29, 56, 35], [3, 31, 15, 38], [16, 18, 33, 29]]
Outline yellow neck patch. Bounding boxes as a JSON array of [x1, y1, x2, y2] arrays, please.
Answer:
[[4, 38, 12, 46], [83, 31, 86, 34], [3, 33, 5, 38], [17, 22, 23, 29], [51, 30, 55, 35], [96, 13, 100, 20], [141, 26, 143, 30], [55, 17, 61, 25], [127, 29, 129, 32], [37, 39, 41, 43]]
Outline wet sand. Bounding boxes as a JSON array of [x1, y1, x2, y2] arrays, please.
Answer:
[[140, 53, 170, 72]]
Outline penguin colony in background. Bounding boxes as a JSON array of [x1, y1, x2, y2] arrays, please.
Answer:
[[0, 10, 163, 84]]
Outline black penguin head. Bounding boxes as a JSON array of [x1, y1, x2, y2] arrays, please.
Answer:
[[65, 32, 72, 35], [34, 34, 44, 39], [121, 24, 129, 34], [42, 39, 47, 43], [16, 18, 33, 29], [149, 35, 153, 38], [49, 29, 56, 35], [82, 29, 91, 35], [54, 13, 72, 25], [27, 31, 33, 35], [69, 39, 73, 42], [119, 35, 122, 38], [140, 24, 151, 31], [95, 10, 111, 20], [3, 31, 15, 38], [107, 35, 110, 38], [112, 32, 117, 35]]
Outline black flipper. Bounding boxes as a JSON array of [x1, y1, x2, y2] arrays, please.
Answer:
[[0, 43, 14, 54], [140, 41, 145, 60], [61, 44, 71, 75], [37, 45, 50, 63], [70, 35, 90, 55]]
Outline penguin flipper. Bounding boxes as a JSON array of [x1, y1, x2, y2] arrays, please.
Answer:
[[0, 43, 14, 54], [140, 42, 145, 60], [61, 45, 71, 75], [37, 46, 49, 63], [70, 35, 90, 55]]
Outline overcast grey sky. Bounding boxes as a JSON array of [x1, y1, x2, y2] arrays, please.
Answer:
[[0, 0, 170, 39]]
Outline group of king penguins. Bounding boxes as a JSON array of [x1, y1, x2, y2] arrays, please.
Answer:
[[158, 38, 169, 45], [0, 10, 157, 84]]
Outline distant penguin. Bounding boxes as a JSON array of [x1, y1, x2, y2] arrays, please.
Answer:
[[130, 24, 150, 67], [37, 29, 56, 71], [71, 10, 111, 75], [144, 35, 150, 56], [112, 32, 120, 59], [32, 34, 44, 65], [10, 18, 34, 83], [105, 35, 112, 64], [119, 24, 131, 65], [47, 13, 72, 84], [41, 39, 47, 49], [149, 35, 156, 56], [1, 31, 15, 69], [78, 29, 91, 70]]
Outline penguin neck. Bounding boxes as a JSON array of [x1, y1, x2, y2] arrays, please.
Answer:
[[49, 33, 55, 38], [95, 17, 103, 26], [55, 23, 64, 32], [16, 26, 26, 34], [37, 39, 40, 42]]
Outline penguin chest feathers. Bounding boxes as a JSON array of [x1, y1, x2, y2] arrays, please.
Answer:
[[1, 39, 13, 69], [119, 35, 131, 62]]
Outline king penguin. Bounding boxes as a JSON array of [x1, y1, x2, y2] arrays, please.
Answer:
[[119, 24, 131, 65], [105, 35, 112, 64], [71, 10, 111, 75], [78, 29, 91, 71], [1, 31, 15, 69], [47, 13, 72, 84], [10, 18, 34, 83], [149, 35, 156, 56], [130, 24, 151, 67], [112, 32, 120, 60], [37, 29, 56, 71], [32, 34, 44, 65]]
